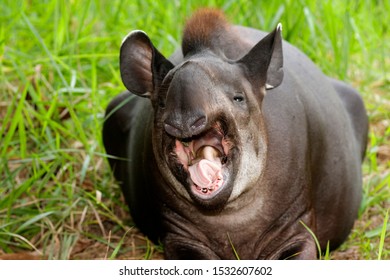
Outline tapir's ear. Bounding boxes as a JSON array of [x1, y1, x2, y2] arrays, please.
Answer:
[[120, 31, 175, 98], [238, 23, 283, 90]]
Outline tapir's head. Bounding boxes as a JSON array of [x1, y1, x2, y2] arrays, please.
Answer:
[[119, 24, 283, 210]]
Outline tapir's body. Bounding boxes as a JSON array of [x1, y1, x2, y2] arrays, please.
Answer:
[[103, 9, 368, 259]]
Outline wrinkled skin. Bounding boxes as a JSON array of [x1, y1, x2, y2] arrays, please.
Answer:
[[103, 9, 368, 259]]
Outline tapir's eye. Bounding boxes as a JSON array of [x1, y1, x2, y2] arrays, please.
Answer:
[[233, 93, 245, 103]]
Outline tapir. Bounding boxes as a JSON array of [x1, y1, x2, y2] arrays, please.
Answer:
[[103, 9, 368, 259]]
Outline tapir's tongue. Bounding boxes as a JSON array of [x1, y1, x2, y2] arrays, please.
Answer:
[[188, 146, 223, 192]]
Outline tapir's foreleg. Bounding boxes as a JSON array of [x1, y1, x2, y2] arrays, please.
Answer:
[[164, 235, 221, 260], [288, 240, 317, 260]]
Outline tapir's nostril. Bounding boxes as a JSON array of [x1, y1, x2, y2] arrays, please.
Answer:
[[164, 115, 207, 138], [191, 116, 206, 131], [164, 122, 182, 137]]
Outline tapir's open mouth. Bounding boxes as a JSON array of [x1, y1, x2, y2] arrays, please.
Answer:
[[168, 121, 234, 201]]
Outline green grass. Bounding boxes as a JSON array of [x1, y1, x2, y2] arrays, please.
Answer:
[[0, 0, 389, 259]]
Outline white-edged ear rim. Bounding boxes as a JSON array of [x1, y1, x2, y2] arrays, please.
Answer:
[[276, 23, 282, 32], [121, 30, 148, 46]]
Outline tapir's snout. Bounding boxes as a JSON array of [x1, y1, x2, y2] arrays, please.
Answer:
[[161, 63, 212, 139]]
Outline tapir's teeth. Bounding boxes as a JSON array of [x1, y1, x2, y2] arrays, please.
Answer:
[[197, 146, 222, 163]]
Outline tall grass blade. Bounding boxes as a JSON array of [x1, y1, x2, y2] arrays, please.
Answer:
[[110, 228, 132, 260], [300, 220, 322, 259], [378, 210, 389, 260], [16, 211, 56, 233], [0, 232, 42, 255], [21, 12, 69, 90], [0, 84, 29, 159], [227, 232, 240, 260]]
